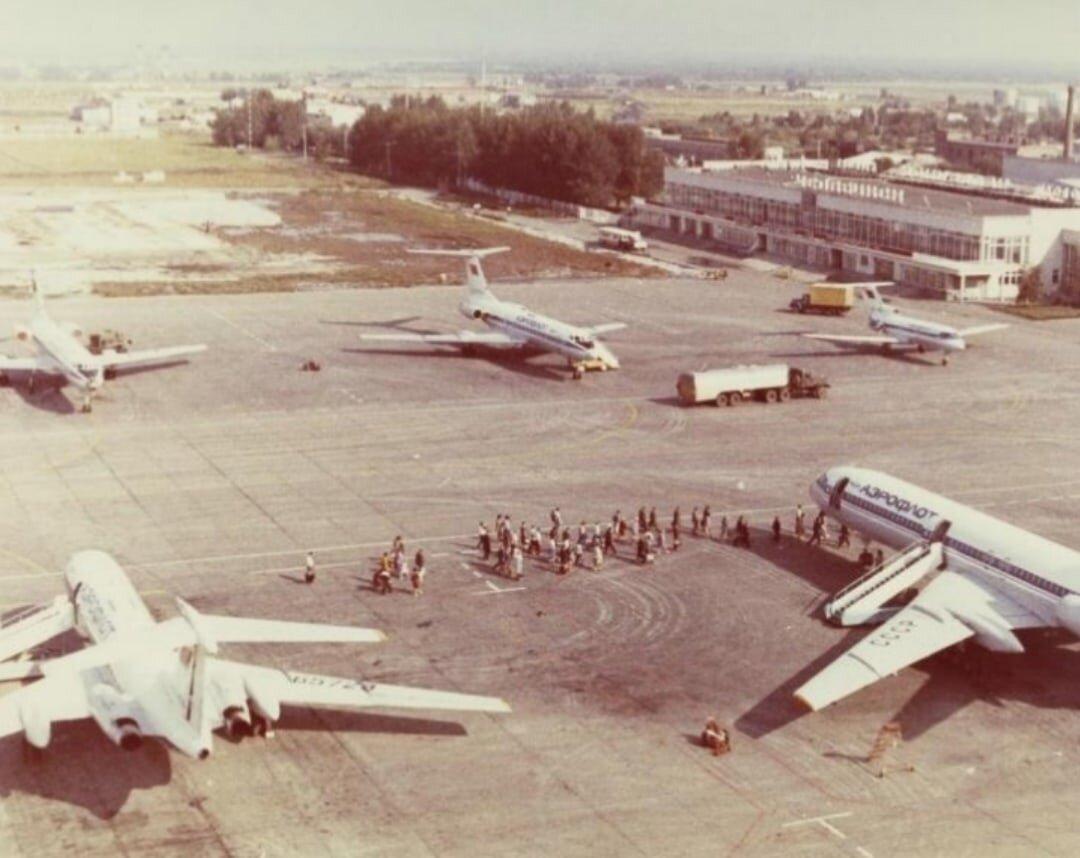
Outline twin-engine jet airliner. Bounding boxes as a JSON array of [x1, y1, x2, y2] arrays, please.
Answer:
[[803, 293, 1007, 365], [359, 247, 625, 378], [0, 550, 509, 760], [0, 286, 207, 412], [796, 466, 1080, 711]]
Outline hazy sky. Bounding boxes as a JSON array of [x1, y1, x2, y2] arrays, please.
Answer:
[[4, 0, 1079, 74]]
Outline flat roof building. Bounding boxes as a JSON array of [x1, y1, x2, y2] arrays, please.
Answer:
[[629, 165, 1080, 301]]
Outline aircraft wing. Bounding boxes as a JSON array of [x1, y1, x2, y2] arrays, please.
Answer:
[[0, 675, 90, 741], [95, 344, 208, 370], [585, 322, 627, 337], [803, 333, 901, 346], [213, 660, 511, 714], [958, 323, 1009, 338], [0, 355, 45, 372], [360, 330, 521, 349], [195, 615, 386, 645], [0, 597, 74, 662], [795, 572, 977, 711]]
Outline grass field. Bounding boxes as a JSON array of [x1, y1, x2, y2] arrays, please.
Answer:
[[95, 187, 654, 297], [0, 132, 355, 189]]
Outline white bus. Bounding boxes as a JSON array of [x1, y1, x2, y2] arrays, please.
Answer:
[[598, 227, 647, 252]]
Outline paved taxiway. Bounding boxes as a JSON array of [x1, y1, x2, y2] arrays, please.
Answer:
[[1, 272, 1079, 856]]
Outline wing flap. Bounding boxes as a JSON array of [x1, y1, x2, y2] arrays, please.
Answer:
[[96, 344, 207, 369], [198, 616, 385, 645], [803, 333, 900, 346], [796, 573, 980, 711], [218, 661, 510, 714], [361, 331, 518, 348]]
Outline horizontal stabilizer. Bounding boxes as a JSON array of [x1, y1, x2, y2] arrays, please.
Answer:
[[196, 615, 386, 645], [958, 323, 1009, 338], [585, 322, 627, 337]]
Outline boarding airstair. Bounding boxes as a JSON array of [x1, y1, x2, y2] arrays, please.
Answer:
[[824, 540, 944, 627]]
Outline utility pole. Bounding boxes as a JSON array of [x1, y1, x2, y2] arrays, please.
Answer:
[[301, 90, 308, 162]]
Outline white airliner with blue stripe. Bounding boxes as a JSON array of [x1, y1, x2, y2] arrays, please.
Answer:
[[0, 283, 206, 412], [360, 247, 624, 377], [804, 293, 1007, 365], [795, 465, 1080, 711]]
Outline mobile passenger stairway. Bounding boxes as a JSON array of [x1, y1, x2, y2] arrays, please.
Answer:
[[823, 522, 949, 626]]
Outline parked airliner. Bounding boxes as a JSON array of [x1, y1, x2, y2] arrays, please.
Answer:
[[803, 294, 1007, 365], [359, 247, 625, 378], [0, 285, 207, 411], [796, 465, 1080, 711], [0, 550, 509, 760]]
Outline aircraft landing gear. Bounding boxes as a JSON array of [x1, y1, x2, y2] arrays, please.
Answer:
[[941, 355, 949, 366], [251, 714, 276, 739]]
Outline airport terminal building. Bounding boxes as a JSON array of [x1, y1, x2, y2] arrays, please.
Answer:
[[630, 166, 1080, 301]]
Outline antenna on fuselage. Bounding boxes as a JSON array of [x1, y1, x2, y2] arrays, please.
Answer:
[[407, 246, 510, 296]]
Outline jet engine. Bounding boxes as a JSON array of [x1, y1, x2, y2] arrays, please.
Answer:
[[245, 674, 281, 733], [115, 717, 143, 751], [1055, 594, 1080, 638], [223, 704, 253, 739], [19, 700, 51, 749]]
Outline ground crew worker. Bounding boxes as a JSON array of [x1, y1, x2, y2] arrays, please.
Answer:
[[393, 548, 407, 581], [691, 507, 700, 536], [510, 545, 523, 580], [838, 524, 851, 548], [304, 551, 316, 583], [648, 507, 658, 530], [573, 539, 584, 567], [672, 507, 681, 532], [772, 516, 781, 542], [551, 507, 562, 530], [657, 527, 668, 553], [374, 553, 393, 595], [603, 525, 616, 555], [719, 515, 729, 541], [701, 717, 731, 756], [701, 505, 712, 538], [636, 534, 648, 564], [411, 549, 426, 596], [875, 548, 885, 566], [530, 526, 542, 556], [795, 504, 806, 539], [478, 523, 491, 560], [637, 506, 648, 532], [808, 516, 823, 547], [592, 541, 604, 571], [520, 521, 528, 550]]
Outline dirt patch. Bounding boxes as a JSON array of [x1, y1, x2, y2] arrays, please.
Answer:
[[991, 304, 1080, 321]]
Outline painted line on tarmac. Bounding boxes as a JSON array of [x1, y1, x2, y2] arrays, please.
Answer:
[[204, 308, 278, 352]]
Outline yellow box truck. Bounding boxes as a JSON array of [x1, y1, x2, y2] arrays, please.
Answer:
[[789, 283, 856, 315]]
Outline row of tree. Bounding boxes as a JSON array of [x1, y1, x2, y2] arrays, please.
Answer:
[[210, 90, 345, 159], [347, 97, 664, 207]]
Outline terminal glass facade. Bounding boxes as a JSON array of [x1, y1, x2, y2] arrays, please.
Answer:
[[666, 180, 1029, 265]]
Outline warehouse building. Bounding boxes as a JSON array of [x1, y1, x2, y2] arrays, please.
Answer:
[[629, 165, 1080, 301]]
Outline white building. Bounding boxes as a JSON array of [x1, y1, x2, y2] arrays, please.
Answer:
[[629, 165, 1080, 301]]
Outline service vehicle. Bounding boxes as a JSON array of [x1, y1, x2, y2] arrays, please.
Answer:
[[790, 282, 887, 315], [598, 227, 648, 252], [676, 363, 829, 407]]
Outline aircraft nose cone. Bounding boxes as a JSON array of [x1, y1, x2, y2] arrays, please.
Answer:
[[593, 344, 619, 369]]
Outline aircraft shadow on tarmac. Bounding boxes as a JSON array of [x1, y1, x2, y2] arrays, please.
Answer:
[[0, 360, 196, 415], [769, 347, 946, 366], [0, 722, 172, 820], [734, 526, 1080, 743]]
